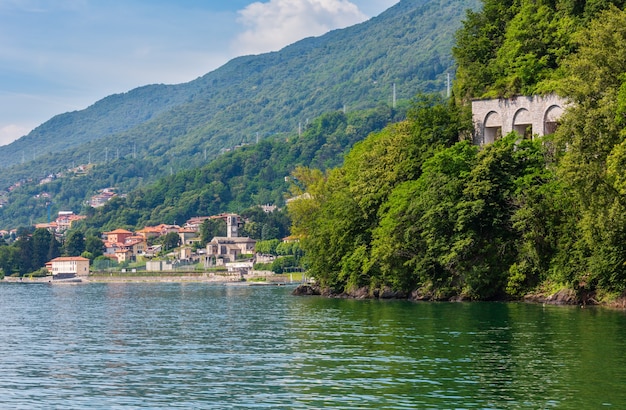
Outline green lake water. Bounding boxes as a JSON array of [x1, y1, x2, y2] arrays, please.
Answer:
[[0, 282, 624, 408]]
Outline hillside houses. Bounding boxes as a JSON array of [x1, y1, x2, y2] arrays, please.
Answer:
[[100, 214, 257, 273], [102, 222, 200, 264], [4, 209, 293, 282], [179, 228, 200, 246], [21, 211, 265, 277], [89, 188, 117, 208], [205, 236, 256, 264], [35, 211, 86, 233], [202, 214, 256, 267], [183, 216, 212, 230], [102, 229, 147, 263]]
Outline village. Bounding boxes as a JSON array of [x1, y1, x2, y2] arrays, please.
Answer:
[[6, 206, 295, 283]]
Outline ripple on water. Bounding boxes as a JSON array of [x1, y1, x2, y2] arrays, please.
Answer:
[[0, 283, 626, 408]]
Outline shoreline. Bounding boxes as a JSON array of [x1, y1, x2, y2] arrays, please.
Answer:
[[5, 276, 624, 308], [291, 284, 626, 309], [2, 272, 294, 285]]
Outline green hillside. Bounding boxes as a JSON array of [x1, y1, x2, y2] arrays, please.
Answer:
[[77, 105, 402, 232], [0, 0, 480, 201]]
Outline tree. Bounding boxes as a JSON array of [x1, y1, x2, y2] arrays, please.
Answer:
[[64, 230, 85, 257], [0, 246, 18, 277], [47, 233, 62, 262], [271, 256, 297, 274], [16, 235, 33, 276], [255, 239, 280, 255], [32, 228, 54, 269], [289, 97, 471, 294], [199, 218, 226, 245], [551, 6, 626, 293], [371, 141, 478, 295], [161, 232, 181, 251], [453, 0, 520, 99], [85, 235, 105, 260]]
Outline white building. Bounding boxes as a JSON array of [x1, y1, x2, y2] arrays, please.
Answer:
[[48, 256, 90, 278]]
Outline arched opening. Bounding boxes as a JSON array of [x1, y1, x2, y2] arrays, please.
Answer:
[[513, 108, 532, 139], [544, 105, 564, 135], [483, 111, 502, 144]]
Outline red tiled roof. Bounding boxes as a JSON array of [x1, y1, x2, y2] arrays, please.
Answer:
[[50, 256, 90, 262], [137, 226, 161, 233], [104, 229, 134, 234]]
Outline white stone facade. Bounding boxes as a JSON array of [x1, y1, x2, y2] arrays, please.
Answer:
[[50, 256, 90, 276], [471, 94, 568, 145]]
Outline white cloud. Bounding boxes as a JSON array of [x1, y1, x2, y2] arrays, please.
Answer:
[[0, 2, 240, 143], [233, 0, 367, 55], [0, 124, 31, 146]]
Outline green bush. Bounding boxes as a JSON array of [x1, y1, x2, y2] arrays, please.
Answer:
[[271, 256, 297, 274]]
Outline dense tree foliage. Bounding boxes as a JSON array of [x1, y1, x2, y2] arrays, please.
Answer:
[[0, 228, 62, 277], [160, 232, 181, 251], [291, 103, 553, 298], [199, 219, 226, 246], [549, 6, 626, 294], [453, 0, 624, 99], [289, 96, 476, 294], [64, 230, 85, 257], [289, 3, 626, 300]]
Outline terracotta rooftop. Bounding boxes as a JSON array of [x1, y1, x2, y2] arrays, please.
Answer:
[[50, 256, 90, 262]]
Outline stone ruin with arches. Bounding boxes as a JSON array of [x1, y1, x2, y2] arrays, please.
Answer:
[[471, 94, 567, 145]]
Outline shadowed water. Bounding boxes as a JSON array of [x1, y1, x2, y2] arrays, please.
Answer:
[[0, 282, 625, 408]]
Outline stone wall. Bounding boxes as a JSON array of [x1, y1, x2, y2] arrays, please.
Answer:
[[471, 94, 567, 144]]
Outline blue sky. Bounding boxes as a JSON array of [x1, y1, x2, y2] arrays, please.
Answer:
[[0, 0, 399, 146]]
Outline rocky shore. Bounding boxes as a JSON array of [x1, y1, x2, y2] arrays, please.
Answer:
[[292, 283, 626, 308]]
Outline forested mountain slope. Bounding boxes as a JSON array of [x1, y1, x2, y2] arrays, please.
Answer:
[[0, 0, 479, 192], [76, 105, 400, 232]]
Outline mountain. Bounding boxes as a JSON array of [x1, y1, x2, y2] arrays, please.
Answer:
[[77, 105, 402, 232], [0, 0, 480, 227]]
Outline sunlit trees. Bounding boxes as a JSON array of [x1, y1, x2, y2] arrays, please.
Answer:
[[289, 96, 471, 294], [551, 6, 626, 293], [371, 141, 478, 295]]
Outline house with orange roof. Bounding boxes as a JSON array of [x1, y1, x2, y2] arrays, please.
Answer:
[[55, 211, 87, 232], [114, 248, 133, 263], [101, 230, 147, 263], [135, 224, 180, 240], [184, 216, 212, 231], [89, 188, 117, 208], [124, 235, 147, 257], [103, 229, 134, 244], [156, 224, 180, 235], [136, 226, 162, 240], [35, 222, 58, 231]]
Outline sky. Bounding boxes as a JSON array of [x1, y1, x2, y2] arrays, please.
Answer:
[[0, 0, 400, 146]]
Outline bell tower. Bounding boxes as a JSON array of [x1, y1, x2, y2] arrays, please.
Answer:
[[227, 214, 239, 238]]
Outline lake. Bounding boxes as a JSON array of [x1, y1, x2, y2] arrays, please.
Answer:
[[0, 282, 625, 408]]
